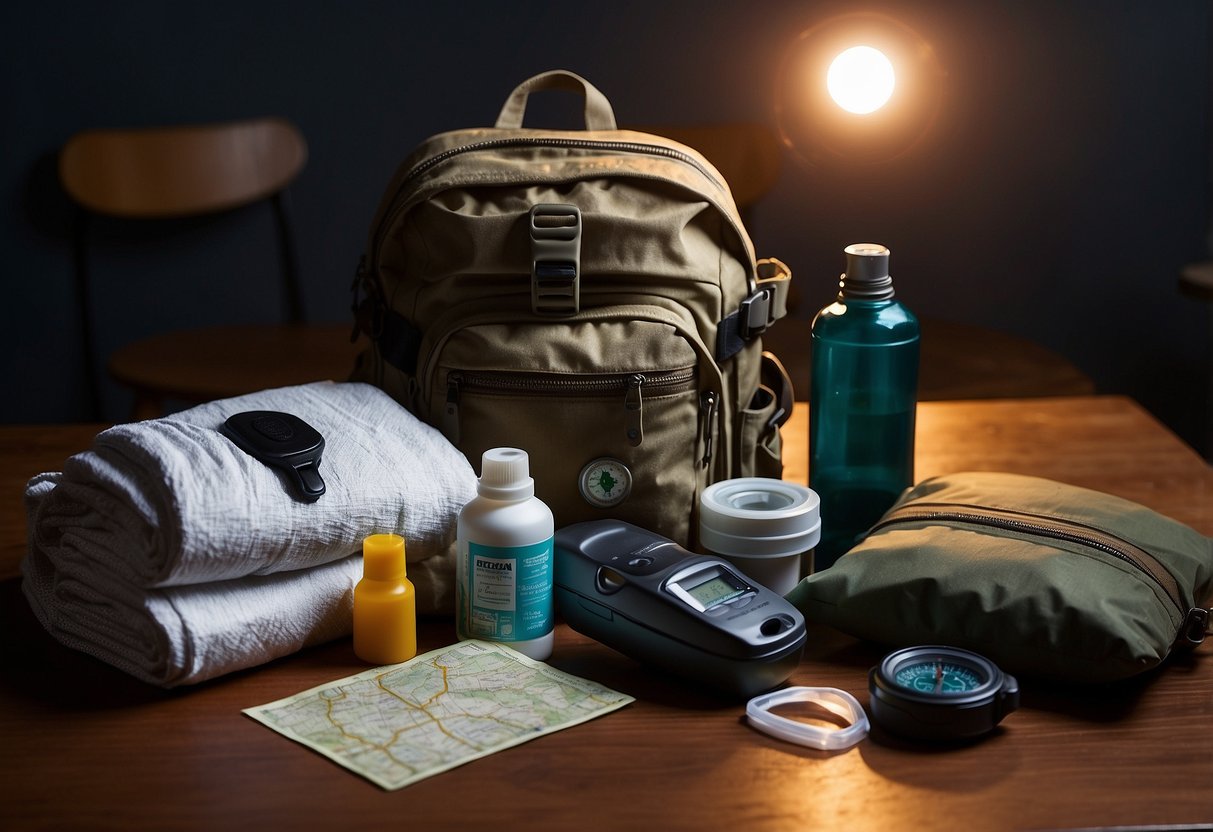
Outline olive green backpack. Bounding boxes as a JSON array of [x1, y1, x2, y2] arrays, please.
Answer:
[[351, 69, 793, 546]]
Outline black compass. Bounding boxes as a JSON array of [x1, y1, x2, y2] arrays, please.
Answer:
[[868, 645, 1019, 741]]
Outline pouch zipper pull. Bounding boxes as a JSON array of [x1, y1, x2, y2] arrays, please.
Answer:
[[442, 372, 462, 444], [1180, 607, 1210, 647], [625, 374, 645, 447], [700, 390, 718, 467]]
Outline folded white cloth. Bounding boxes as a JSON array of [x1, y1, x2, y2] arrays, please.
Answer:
[[28, 381, 476, 587], [21, 381, 475, 686], [22, 530, 457, 687]]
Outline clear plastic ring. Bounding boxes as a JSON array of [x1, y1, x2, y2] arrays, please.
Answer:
[[746, 686, 869, 751]]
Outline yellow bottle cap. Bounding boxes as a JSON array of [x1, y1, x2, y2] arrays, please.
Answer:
[[362, 533, 406, 580]]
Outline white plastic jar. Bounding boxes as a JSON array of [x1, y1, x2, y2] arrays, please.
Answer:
[[699, 478, 821, 595], [456, 448, 555, 660]]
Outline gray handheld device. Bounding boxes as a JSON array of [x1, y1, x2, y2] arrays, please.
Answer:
[[554, 520, 806, 698]]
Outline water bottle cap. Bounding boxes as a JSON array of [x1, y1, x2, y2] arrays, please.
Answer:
[[841, 243, 895, 300], [478, 447, 535, 500]]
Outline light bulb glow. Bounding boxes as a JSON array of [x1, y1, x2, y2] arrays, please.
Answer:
[[827, 46, 895, 114]]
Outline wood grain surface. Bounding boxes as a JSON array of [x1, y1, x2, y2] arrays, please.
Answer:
[[762, 318, 1096, 401], [2, 397, 1211, 831]]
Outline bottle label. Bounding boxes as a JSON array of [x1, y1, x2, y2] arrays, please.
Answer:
[[465, 538, 553, 642]]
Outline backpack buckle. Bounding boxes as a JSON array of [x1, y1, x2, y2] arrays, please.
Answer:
[[739, 287, 775, 338], [530, 204, 581, 315]]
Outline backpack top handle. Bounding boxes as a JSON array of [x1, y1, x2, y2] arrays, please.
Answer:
[[494, 69, 618, 132]]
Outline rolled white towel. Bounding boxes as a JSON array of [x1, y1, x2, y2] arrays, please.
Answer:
[[27, 381, 477, 587], [21, 526, 457, 687]]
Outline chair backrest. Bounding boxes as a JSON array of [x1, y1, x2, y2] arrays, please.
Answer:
[[59, 117, 309, 420], [59, 117, 306, 218]]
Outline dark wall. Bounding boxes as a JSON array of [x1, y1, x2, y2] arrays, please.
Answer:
[[3, 1, 1210, 453]]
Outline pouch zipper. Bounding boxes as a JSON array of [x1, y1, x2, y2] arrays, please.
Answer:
[[871, 502, 1209, 646], [442, 366, 697, 448]]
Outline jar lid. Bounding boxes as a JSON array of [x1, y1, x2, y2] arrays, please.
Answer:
[[699, 478, 821, 557], [478, 447, 535, 500]]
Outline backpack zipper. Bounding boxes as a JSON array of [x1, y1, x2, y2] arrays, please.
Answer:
[[699, 390, 718, 468], [441, 366, 697, 448], [406, 136, 727, 195], [369, 136, 750, 280], [870, 502, 1209, 646]]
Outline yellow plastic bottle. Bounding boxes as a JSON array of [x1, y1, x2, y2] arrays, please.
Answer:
[[353, 533, 417, 665]]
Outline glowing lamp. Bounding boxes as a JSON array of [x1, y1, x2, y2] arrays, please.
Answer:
[[827, 46, 896, 115], [776, 13, 944, 166]]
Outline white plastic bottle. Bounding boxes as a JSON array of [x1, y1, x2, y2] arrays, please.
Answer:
[[456, 448, 555, 660]]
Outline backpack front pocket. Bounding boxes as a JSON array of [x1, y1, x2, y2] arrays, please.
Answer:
[[425, 317, 717, 546]]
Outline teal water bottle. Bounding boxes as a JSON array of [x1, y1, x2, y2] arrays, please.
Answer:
[[809, 243, 919, 570]]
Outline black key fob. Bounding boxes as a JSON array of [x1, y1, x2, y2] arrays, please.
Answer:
[[220, 411, 326, 503]]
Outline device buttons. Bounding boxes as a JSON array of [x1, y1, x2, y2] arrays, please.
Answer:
[[729, 592, 757, 609], [627, 556, 654, 569], [595, 566, 627, 595]]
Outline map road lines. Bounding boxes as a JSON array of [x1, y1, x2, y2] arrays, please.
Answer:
[[243, 640, 634, 790]]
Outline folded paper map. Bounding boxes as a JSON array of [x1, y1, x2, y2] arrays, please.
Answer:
[[243, 640, 634, 790]]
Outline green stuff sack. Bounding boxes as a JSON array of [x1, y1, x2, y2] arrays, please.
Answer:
[[788, 472, 1213, 683]]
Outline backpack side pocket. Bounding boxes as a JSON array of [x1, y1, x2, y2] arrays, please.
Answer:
[[737, 352, 793, 479]]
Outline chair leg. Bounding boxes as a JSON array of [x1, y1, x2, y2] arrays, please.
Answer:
[[72, 210, 102, 420], [271, 191, 304, 324]]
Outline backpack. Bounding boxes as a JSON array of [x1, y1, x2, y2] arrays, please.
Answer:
[[351, 69, 793, 547]]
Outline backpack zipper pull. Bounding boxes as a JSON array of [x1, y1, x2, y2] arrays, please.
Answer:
[[700, 390, 718, 466], [625, 374, 645, 446], [442, 372, 462, 444]]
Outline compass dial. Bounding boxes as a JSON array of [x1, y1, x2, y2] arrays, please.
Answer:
[[894, 660, 985, 694], [578, 458, 632, 508]]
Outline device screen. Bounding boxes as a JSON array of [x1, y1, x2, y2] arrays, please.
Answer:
[[670, 567, 748, 612], [687, 576, 744, 608]]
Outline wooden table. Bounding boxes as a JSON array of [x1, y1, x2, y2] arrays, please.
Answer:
[[761, 318, 1096, 401], [2, 397, 1212, 830]]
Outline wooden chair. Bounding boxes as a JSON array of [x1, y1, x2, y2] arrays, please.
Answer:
[[60, 117, 360, 420]]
